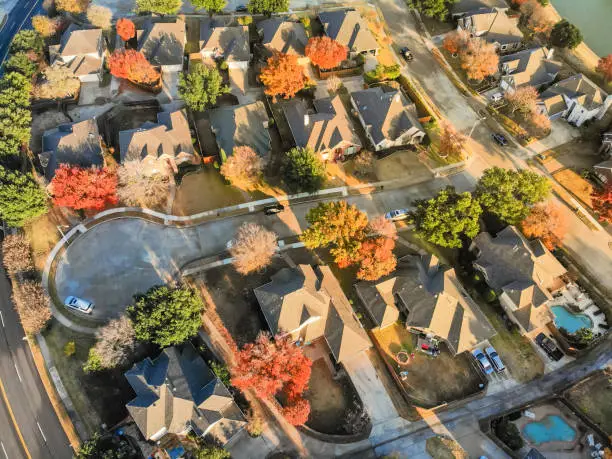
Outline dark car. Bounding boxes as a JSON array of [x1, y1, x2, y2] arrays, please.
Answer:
[[263, 203, 285, 215], [535, 333, 564, 361], [492, 133, 508, 146], [400, 47, 413, 62], [235, 4, 248, 12]]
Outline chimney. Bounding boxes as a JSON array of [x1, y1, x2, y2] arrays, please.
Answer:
[[304, 114, 310, 126]]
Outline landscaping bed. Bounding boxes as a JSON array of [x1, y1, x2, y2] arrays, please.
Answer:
[[565, 370, 612, 435]]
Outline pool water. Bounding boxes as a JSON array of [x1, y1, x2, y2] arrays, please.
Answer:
[[551, 306, 593, 334], [523, 415, 577, 445]]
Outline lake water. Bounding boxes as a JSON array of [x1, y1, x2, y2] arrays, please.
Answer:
[[552, 0, 612, 56]]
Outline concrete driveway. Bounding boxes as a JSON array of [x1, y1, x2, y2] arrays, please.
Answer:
[[527, 119, 581, 155]]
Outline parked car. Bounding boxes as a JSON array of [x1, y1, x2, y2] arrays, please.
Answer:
[[385, 209, 410, 221], [263, 203, 284, 215], [235, 4, 248, 12], [485, 346, 505, 372], [400, 47, 413, 62], [492, 133, 508, 146], [472, 348, 494, 375], [64, 296, 94, 314], [535, 333, 564, 361]]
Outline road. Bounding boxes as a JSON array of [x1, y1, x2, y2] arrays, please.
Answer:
[[0, 0, 43, 66], [0, 262, 73, 459]]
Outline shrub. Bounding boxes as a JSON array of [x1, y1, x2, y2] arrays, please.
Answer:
[[494, 418, 524, 450], [282, 147, 325, 192], [2, 233, 34, 274], [237, 15, 252, 25], [364, 64, 400, 83], [64, 341, 76, 357], [229, 222, 277, 275], [12, 280, 52, 335], [116, 18, 136, 41]]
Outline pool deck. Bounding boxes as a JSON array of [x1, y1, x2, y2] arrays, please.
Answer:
[[549, 283, 608, 335]]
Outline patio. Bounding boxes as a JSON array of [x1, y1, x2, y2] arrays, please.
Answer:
[[550, 283, 608, 335]]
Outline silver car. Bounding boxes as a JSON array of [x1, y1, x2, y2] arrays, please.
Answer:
[[385, 209, 410, 221], [64, 296, 94, 314]]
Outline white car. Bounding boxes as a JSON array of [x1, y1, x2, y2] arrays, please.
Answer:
[[64, 296, 94, 314], [385, 209, 410, 221]]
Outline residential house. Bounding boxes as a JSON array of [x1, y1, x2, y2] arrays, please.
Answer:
[[200, 19, 251, 69], [355, 255, 496, 356], [137, 17, 186, 73], [282, 95, 361, 161], [457, 8, 523, 53], [350, 87, 425, 151], [594, 159, 612, 183], [125, 343, 246, 444], [119, 109, 197, 174], [451, 0, 509, 18], [254, 265, 372, 364], [40, 119, 104, 181], [317, 9, 379, 58], [49, 24, 105, 82], [471, 226, 568, 339], [498, 47, 562, 93], [209, 102, 271, 158], [538, 74, 612, 126], [257, 18, 309, 64]]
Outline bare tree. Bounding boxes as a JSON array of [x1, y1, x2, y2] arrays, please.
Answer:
[[117, 161, 171, 209], [326, 75, 342, 94], [459, 38, 499, 81], [92, 316, 136, 369], [230, 223, 277, 275], [12, 280, 51, 335], [2, 233, 34, 274], [220, 146, 264, 190], [33, 64, 80, 100], [369, 215, 398, 240], [505, 86, 538, 114], [439, 123, 467, 161], [86, 5, 112, 29]]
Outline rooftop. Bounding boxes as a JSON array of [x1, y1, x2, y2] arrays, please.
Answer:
[[318, 9, 378, 54]]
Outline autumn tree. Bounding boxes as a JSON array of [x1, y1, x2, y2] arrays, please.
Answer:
[[55, 0, 89, 13], [282, 397, 310, 426], [116, 18, 136, 41], [84, 316, 136, 372], [527, 110, 551, 134], [505, 86, 538, 114], [12, 280, 52, 335], [192, 0, 227, 15], [369, 215, 398, 240], [521, 0, 554, 37], [32, 15, 58, 38], [178, 62, 229, 111], [591, 182, 612, 223], [0, 167, 47, 227], [356, 237, 397, 281], [596, 54, 612, 82], [136, 0, 182, 14], [460, 38, 499, 81], [438, 123, 466, 161], [86, 5, 112, 29], [50, 165, 118, 211], [229, 222, 277, 275], [2, 233, 34, 275], [117, 161, 171, 209], [33, 64, 80, 100], [260, 53, 308, 99], [550, 19, 583, 49], [220, 146, 264, 190], [521, 202, 567, 250], [442, 30, 468, 54], [247, 0, 289, 15], [305, 37, 348, 70], [108, 49, 159, 85]]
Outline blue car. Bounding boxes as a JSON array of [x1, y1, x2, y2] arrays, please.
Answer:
[[472, 348, 494, 375], [485, 346, 506, 373]]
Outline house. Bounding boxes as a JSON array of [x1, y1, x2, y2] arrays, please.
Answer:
[[471, 226, 568, 339], [254, 264, 371, 364], [498, 47, 562, 94], [125, 343, 246, 444], [200, 19, 251, 69], [457, 8, 523, 53], [40, 119, 104, 181], [317, 9, 379, 58], [594, 159, 612, 183], [350, 87, 425, 151], [282, 95, 361, 161], [209, 102, 271, 158], [137, 17, 186, 73], [538, 74, 612, 126], [257, 18, 309, 64], [118, 109, 197, 174], [451, 0, 509, 18], [355, 255, 496, 355], [49, 24, 105, 82]]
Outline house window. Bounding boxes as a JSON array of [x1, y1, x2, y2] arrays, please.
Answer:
[[500, 44, 507, 51]]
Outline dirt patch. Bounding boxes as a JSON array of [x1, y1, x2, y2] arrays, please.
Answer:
[[426, 436, 468, 459], [553, 169, 594, 209], [30, 110, 71, 154], [566, 371, 612, 435], [24, 207, 74, 271], [374, 150, 434, 182]]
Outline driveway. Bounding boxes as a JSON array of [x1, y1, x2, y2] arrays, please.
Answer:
[[527, 119, 581, 155]]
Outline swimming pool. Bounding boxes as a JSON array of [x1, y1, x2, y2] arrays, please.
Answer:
[[523, 415, 577, 445], [551, 306, 593, 334]]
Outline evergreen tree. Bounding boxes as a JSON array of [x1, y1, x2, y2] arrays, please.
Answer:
[[0, 166, 48, 227], [282, 147, 325, 193]]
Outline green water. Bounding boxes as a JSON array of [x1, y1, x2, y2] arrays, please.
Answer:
[[552, 0, 612, 56]]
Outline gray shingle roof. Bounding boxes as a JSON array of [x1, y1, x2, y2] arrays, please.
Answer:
[[137, 18, 186, 66], [200, 19, 250, 62], [540, 74, 608, 111], [500, 47, 562, 89], [257, 18, 308, 56], [58, 24, 102, 56], [318, 9, 378, 54]]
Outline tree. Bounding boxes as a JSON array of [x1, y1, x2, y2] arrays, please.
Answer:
[[127, 285, 204, 347], [32, 15, 58, 38], [521, 0, 554, 37], [505, 86, 538, 114], [50, 165, 118, 211], [136, 0, 182, 14], [282, 396, 311, 426], [229, 222, 277, 275], [75, 433, 123, 459], [33, 64, 80, 100], [282, 147, 325, 193], [0, 167, 47, 227], [260, 53, 308, 99], [442, 30, 468, 54], [301, 200, 369, 266], [220, 146, 264, 189], [550, 20, 583, 49], [12, 280, 52, 334], [591, 182, 612, 223], [55, 0, 89, 13], [191, 0, 226, 15], [527, 110, 551, 134], [369, 215, 398, 240], [438, 123, 466, 161], [195, 446, 231, 459], [408, 0, 455, 20], [356, 237, 397, 281], [86, 5, 112, 29], [305, 37, 348, 70], [2, 233, 34, 274], [596, 54, 612, 82], [475, 167, 551, 224], [85, 316, 136, 372], [108, 49, 159, 85], [412, 186, 482, 248], [10, 30, 44, 55], [247, 0, 288, 15], [459, 38, 499, 81], [521, 202, 567, 250], [353, 150, 375, 177], [209, 361, 230, 386], [0, 72, 33, 157], [178, 62, 229, 111], [4, 53, 37, 78], [117, 161, 171, 209], [116, 18, 136, 41]]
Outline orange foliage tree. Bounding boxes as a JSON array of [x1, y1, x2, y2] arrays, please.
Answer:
[[305, 36, 348, 70], [521, 202, 567, 250], [528, 110, 551, 134], [260, 53, 308, 99], [108, 49, 159, 85], [521, 0, 555, 37], [356, 236, 397, 281], [591, 182, 612, 223], [116, 18, 136, 41], [50, 165, 118, 210], [459, 38, 499, 81], [442, 30, 468, 55], [597, 54, 612, 82], [439, 123, 466, 161]]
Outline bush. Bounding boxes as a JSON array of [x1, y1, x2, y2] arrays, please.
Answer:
[[364, 64, 401, 84], [64, 341, 76, 357], [209, 361, 231, 386], [494, 418, 524, 450], [237, 15, 252, 25]]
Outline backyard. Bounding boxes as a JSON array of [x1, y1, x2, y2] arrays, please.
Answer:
[[565, 370, 612, 435]]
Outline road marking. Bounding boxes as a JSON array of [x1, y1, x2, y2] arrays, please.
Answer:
[[0, 441, 7, 459], [0, 311, 4, 327], [13, 363, 21, 382], [36, 422, 47, 443], [0, 376, 31, 459]]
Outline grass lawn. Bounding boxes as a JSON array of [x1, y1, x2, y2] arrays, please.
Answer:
[[421, 121, 463, 167], [374, 150, 434, 183], [566, 371, 612, 435], [552, 168, 594, 209]]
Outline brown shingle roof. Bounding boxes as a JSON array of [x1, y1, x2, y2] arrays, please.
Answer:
[[258, 18, 308, 56], [318, 9, 378, 54], [58, 24, 102, 56], [500, 47, 562, 88], [138, 18, 186, 66], [200, 20, 250, 62]]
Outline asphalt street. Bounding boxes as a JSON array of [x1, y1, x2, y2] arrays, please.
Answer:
[[0, 0, 43, 66], [0, 261, 73, 459]]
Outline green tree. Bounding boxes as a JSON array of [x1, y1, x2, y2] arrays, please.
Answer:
[[192, 0, 226, 15], [574, 327, 594, 345], [127, 285, 204, 347], [83, 348, 103, 373], [282, 147, 325, 193], [178, 62, 229, 111], [10, 30, 44, 55], [550, 19, 583, 49], [0, 167, 47, 227], [0, 71, 33, 157], [195, 446, 230, 459], [408, 0, 456, 20], [247, 0, 288, 15], [75, 432, 124, 459], [4, 52, 37, 78], [136, 0, 182, 14], [209, 361, 231, 386], [412, 186, 482, 248], [475, 167, 551, 225]]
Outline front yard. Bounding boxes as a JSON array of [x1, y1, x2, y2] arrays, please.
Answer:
[[565, 370, 612, 435]]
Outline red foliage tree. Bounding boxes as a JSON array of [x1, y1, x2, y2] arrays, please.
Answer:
[[356, 236, 397, 281], [305, 36, 348, 70], [282, 396, 311, 426], [596, 54, 612, 82], [108, 49, 159, 85], [50, 165, 118, 211], [260, 53, 308, 99], [116, 18, 136, 42], [591, 182, 612, 223]]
